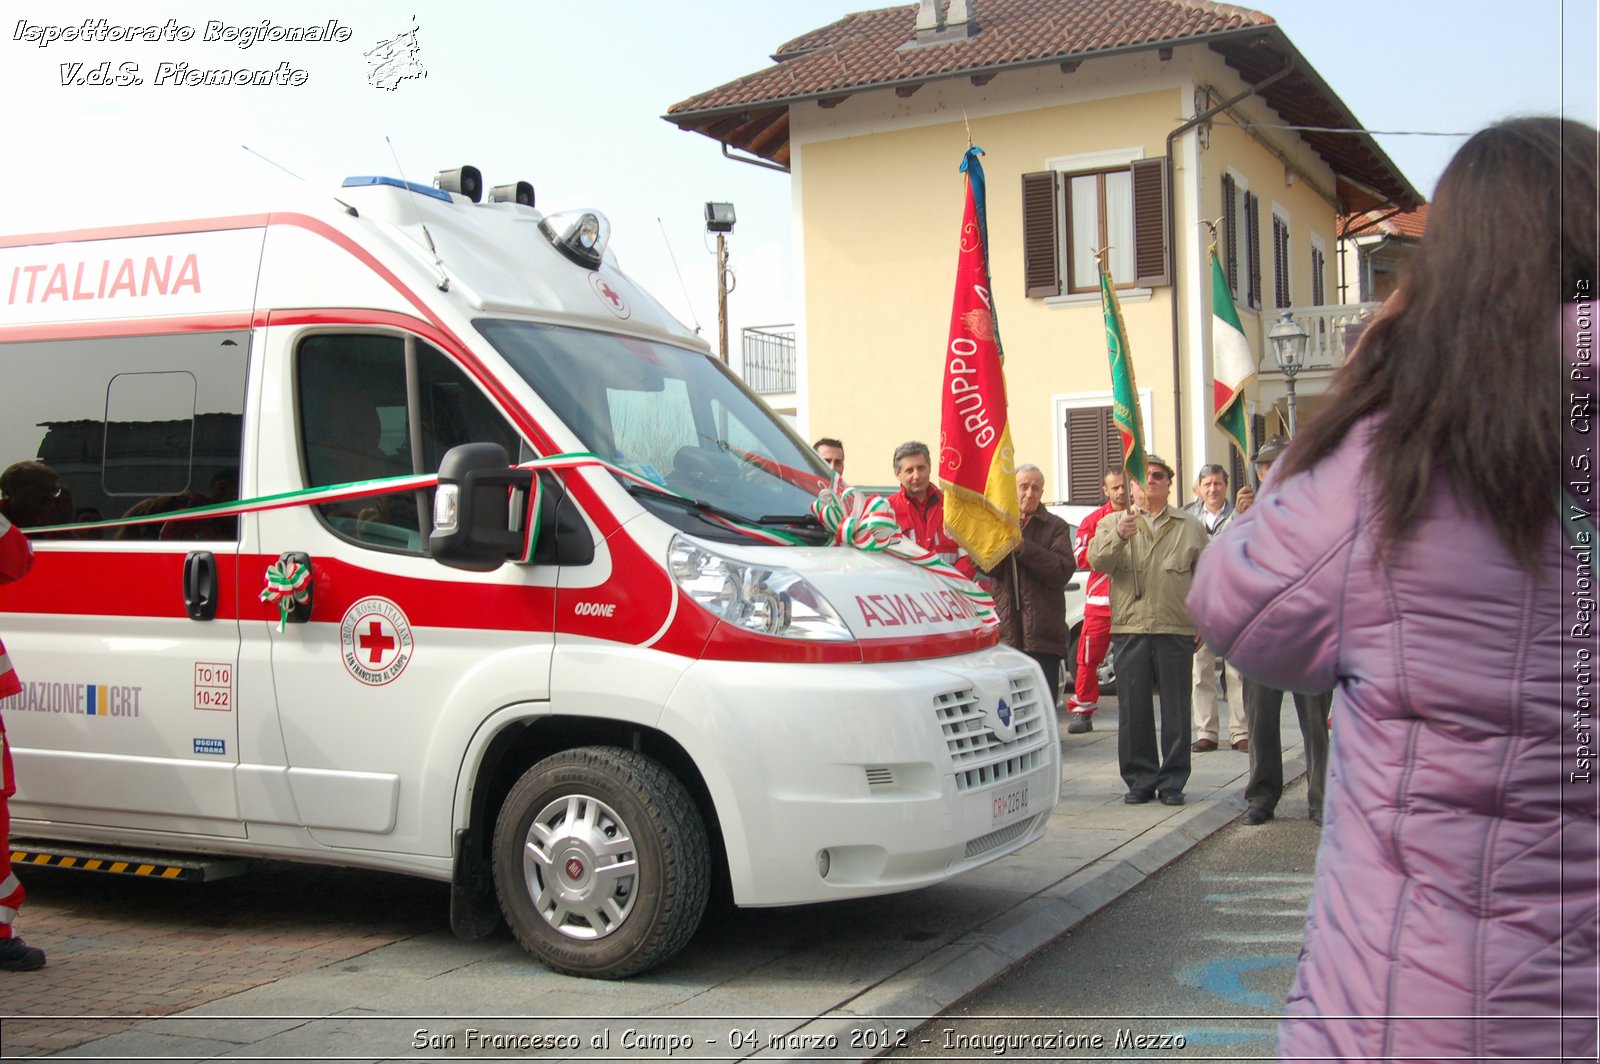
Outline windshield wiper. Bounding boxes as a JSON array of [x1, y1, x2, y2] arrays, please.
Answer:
[[758, 513, 821, 527], [625, 484, 756, 528]]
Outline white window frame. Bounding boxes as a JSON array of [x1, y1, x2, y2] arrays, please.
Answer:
[[1043, 147, 1150, 307]]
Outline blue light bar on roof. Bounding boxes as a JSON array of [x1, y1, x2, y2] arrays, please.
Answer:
[[341, 175, 452, 202]]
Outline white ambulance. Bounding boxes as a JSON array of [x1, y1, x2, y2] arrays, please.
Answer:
[[0, 168, 1059, 977]]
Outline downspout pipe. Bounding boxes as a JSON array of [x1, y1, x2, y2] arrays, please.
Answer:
[[1163, 57, 1295, 487]]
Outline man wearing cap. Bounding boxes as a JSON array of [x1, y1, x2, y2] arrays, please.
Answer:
[[1087, 455, 1209, 806], [1229, 436, 1332, 826]]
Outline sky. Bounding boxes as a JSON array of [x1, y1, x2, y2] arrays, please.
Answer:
[[1, 0, 1595, 373]]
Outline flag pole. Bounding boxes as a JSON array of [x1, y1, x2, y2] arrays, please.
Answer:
[[1095, 244, 1143, 601]]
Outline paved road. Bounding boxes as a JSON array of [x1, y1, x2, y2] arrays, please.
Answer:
[[888, 779, 1321, 1061], [0, 692, 1314, 1061]]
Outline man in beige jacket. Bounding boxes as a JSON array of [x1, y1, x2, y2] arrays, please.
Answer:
[[1087, 455, 1208, 806]]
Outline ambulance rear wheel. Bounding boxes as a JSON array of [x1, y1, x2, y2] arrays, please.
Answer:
[[492, 746, 710, 978]]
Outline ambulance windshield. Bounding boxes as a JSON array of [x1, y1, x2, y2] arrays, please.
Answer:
[[476, 320, 832, 535]]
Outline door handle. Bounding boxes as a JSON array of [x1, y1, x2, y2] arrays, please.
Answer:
[[277, 551, 314, 624], [183, 551, 218, 621]]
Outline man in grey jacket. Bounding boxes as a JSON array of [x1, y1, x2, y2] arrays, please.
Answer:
[[1087, 455, 1208, 806], [1183, 464, 1247, 753]]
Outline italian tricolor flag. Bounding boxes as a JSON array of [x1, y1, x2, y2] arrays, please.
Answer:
[[1210, 246, 1255, 460]]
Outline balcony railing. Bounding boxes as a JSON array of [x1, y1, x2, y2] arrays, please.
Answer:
[[741, 324, 796, 394], [1261, 302, 1383, 372]]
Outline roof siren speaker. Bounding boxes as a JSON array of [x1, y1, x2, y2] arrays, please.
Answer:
[[436, 166, 483, 203]]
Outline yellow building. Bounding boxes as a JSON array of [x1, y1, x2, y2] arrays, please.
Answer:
[[668, 0, 1418, 508]]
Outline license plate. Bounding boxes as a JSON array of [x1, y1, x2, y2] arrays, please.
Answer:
[[990, 778, 1030, 826]]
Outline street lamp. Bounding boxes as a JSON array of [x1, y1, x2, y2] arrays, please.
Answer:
[[1267, 310, 1310, 436], [705, 202, 736, 363]]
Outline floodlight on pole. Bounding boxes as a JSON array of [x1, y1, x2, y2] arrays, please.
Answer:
[[706, 202, 737, 362]]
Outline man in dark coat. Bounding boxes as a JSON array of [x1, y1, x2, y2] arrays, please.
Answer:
[[985, 464, 1076, 708]]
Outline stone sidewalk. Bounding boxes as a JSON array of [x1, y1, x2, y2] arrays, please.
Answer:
[[1, 697, 1312, 1062]]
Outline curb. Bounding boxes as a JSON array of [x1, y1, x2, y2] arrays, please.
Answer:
[[751, 764, 1313, 1062]]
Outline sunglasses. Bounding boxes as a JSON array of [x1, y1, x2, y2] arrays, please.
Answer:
[[1147, 470, 1170, 482]]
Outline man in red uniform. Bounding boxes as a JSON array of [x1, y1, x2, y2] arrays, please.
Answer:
[[1064, 469, 1126, 733], [885, 441, 970, 575], [0, 508, 45, 971]]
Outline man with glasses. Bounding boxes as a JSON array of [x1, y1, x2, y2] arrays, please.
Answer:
[[1088, 455, 1208, 807]]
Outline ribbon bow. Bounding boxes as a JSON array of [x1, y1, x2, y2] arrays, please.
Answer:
[[812, 484, 899, 551], [260, 559, 312, 633], [811, 484, 998, 627]]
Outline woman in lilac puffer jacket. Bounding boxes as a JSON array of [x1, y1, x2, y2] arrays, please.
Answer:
[[1190, 117, 1597, 1063]]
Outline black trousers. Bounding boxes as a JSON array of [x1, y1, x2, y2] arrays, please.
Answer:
[[1113, 633, 1193, 796], [1241, 677, 1331, 816], [1024, 651, 1063, 710]]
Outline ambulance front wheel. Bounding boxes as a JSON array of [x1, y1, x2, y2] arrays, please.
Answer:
[[492, 746, 711, 978]]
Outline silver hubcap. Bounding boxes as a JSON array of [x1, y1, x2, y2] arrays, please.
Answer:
[[523, 793, 639, 940]]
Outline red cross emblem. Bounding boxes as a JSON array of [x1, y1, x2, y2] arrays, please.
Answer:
[[358, 619, 396, 664], [339, 597, 414, 686]]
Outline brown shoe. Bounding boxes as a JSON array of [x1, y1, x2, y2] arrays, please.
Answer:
[[1191, 738, 1218, 752], [1232, 739, 1250, 752]]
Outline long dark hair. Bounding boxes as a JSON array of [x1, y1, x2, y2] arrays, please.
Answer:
[[1279, 117, 1598, 568]]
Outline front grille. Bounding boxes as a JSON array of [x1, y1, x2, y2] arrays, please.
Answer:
[[864, 767, 895, 789], [964, 815, 1038, 859], [934, 673, 1052, 793]]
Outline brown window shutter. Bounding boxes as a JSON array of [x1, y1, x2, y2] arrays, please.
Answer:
[[1273, 216, 1291, 308], [1245, 193, 1262, 310], [1222, 174, 1238, 295], [1311, 244, 1326, 306], [1021, 171, 1061, 297], [1130, 158, 1169, 287], [1229, 446, 1247, 496], [1066, 406, 1119, 505]]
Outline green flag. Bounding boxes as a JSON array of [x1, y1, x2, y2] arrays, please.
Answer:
[[1099, 267, 1147, 488], [1210, 246, 1255, 462]]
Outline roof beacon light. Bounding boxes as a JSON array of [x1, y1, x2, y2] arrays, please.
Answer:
[[539, 209, 610, 270], [436, 166, 483, 203], [490, 181, 535, 207]]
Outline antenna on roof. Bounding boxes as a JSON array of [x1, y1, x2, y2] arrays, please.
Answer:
[[658, 217, 703, 335], [241, 145, 304, 182], [385, 135, 450, 292]]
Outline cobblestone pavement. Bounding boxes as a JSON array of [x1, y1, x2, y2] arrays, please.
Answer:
[[0, 859, 449, 1058]]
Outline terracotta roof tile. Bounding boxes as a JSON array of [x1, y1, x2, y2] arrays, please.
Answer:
[[1343, 203, 1429, 239], [668, 0, 1273, 115], [665, 0, 1420, 210]]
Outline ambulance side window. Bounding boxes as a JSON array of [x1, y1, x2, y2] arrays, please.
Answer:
[[295, 333, 523, 555], [0, 332, 247, 541]]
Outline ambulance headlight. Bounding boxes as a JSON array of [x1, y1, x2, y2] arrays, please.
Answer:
[[540, 209, 610, 269], [668, 536, 851, 641]]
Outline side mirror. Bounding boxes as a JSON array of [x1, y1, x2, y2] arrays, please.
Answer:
[[429, 443, 534, 572]]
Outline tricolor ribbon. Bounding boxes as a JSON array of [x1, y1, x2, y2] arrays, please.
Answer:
[[259, 559, 311, 633], [29, 454, 997, 627], [811, 484, 998, 626]]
